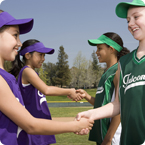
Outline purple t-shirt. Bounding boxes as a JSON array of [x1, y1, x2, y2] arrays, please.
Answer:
[[0, 68, 31, 145], [17, 66, 56, 145]]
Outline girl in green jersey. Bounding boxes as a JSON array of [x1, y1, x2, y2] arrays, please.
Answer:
[[76, 32, 130, 145], [76, 0, 145, 145]]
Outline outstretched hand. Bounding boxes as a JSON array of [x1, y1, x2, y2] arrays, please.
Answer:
[[76, 89, 88, 99], [74, 117, 94, 135], [73, 109, 95, 135], [67, 88, 84, 102], [76, 110, 93, 121]]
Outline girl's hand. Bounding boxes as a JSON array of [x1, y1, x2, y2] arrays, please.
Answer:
[[76, 89, 88, 99], [74, 128, 90, 135], [74, 117, 94, 133], [67, 88, 82, 102], [76, 109, 94, 121]]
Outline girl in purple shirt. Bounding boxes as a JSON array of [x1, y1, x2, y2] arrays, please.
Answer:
[[10, 39, 89, 145], [0, 9, 93, 145]]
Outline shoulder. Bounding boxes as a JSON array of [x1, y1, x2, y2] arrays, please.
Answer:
[[120, 49, 135, 64], [23, 67, 37, 77], [22, 67, 39, 83], [0, 75, 11, 92]]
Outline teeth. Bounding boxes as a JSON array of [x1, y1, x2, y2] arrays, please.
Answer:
[[133, 28, 139, 32], [14, 49, 18, 53]]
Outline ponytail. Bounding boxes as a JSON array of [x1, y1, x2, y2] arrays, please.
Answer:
[[9, 39, 40, 77], [117, 47, 130, 60], [103, 32, 130, 60], [9, 52, 24, 77]]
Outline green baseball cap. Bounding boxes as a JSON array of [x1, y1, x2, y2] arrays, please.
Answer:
[[116, 0, 145, 18], [88, 35, 123, 52]]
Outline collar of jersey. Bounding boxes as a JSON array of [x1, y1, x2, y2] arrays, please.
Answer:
[[133, 48, 145, 64]]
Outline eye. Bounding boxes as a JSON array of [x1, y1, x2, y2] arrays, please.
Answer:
[[13, 33, 18, 38], [134, 15, 139, 19], [126, 18, 130, 23]]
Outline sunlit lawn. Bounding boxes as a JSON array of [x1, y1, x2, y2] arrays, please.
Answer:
[[49, 107, 96, 145], [46, 89, 97, 145]]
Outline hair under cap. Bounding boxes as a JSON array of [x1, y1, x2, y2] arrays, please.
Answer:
[[88, 35, 123, 52]]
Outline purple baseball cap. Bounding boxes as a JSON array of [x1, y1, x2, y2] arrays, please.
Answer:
[[0, 11, 33, 34], [19, 42, 55, 56]]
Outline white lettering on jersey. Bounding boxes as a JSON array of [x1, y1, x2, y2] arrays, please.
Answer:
[[123, 73, 145, 93], [38, 90, 46, 105], [17, 127, 22, 138], [141, 141, 145, 145], [0, 141, 4, 145], [16, 98, 23, 138], [96, 86, 104, 94]]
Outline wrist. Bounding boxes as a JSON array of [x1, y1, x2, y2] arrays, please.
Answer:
[[68, 88, 75, 96], [72, 121, 79, 132], [103, 135, 112, 143]]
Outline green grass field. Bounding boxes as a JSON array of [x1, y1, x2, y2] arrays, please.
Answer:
[[49, 107, 96, 145], [46, 89, 97, 145]]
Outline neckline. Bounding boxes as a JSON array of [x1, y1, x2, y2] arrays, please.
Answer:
[[102, 63, 118, 76], [133, 48, 145, 64]]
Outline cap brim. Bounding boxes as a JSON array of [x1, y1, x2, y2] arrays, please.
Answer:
[[6, 18, 33, 34], [116, 2, 145, 18], [36, 47, 55, 54], [88, 39, 104, 46]]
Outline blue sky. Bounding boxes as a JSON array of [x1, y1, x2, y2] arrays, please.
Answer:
[[1, 0, 138, 67]]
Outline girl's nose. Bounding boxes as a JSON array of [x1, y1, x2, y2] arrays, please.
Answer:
[[42, 55, 45, 61], [96, 49, 98, 55], [128, 18, 134, 28], [17, 38, 22, 47]]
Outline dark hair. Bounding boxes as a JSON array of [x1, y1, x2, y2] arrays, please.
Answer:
[[103, 32, 130, 60], [9, 39, 40, 77]]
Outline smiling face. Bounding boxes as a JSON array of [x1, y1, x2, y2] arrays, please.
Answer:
[[0, 25, 22, 63], [127, 6, 145, 41], [26, 52, 45, 69], [96, 44, 112, 63]]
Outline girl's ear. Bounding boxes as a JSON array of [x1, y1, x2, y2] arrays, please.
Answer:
[[25, 52, 31, 59], [110, 46, 115, 53]]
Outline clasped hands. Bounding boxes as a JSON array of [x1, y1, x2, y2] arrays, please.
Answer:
[[67, 89, 94, 135]]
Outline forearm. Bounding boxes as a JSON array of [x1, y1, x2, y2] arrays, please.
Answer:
[[27, 118, 77, 135], [44, 86, 74, 96], [103, 114, 121, 142], [85, 94, 95, 106], [89, 100, 120, 120]]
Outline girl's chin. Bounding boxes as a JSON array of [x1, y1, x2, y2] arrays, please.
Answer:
[[98, 60, 105, 63], [98, 59, 102, 63]]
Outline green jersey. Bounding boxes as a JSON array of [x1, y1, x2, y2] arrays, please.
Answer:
[[89, 63, 118, 144], [119, 49, 145, 145]]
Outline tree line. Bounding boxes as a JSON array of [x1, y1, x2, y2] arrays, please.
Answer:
[[4, 46, 104, 89]]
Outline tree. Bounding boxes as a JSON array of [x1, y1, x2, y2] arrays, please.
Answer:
[[43, 62, 57, 86], [4, 61, 12, 72], [55, 46, 71, 87], [36, 64, 49, 85], [71, 51, 89, 89], [91, 50, 102, 88]]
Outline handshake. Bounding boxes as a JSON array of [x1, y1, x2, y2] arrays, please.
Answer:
[[67, 89, 95, 135]]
